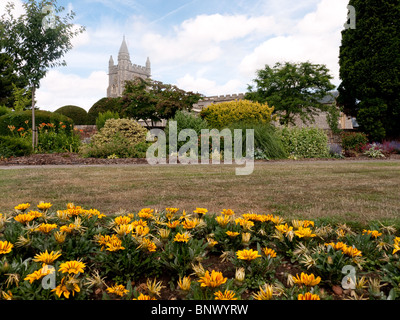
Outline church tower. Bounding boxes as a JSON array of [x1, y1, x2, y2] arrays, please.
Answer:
[[107, 36, 151, 98]]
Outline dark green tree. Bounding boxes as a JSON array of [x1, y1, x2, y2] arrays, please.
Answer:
[[245, 62, 336, 126], [1, 0, 85, 148], [338, 0, 400, 141], [121, 78, 202, 128]]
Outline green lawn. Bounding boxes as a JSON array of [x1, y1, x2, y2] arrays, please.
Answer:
[[1, 160, 399, 224]]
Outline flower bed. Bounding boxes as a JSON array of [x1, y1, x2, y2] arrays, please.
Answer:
[[0, 203, 399, 300]]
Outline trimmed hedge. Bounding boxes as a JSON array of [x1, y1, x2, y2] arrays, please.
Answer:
[[0, 110, 74, 136], [0, 135, 32, 158], [87, 97, 122, 125], [54, 105, 88, 125]]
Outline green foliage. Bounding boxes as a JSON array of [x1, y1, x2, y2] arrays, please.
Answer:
[[0, 135, 32, 158], [121, 78, 202, 128], [0, 110, 74, 136], [95, 111, 120, 130], [36, 124, 81, 153], [54, 105, 88, 125], [363, 143, 385, 158], [87, 97, 122, 125], [279, 127, 329, 159], [246, 62, 336, 126], [79, 118, 148, 158], [0, 105, 11, 117], [338, 0, 400, 140], [200, 100, 276, 129], [341, 131, 369, 154], [12, 84, 31, 111]]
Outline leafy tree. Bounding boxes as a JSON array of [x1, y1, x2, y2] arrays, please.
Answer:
[[338, 0, 400, 141], [245, 62, 336, 126], [1, 0, 85, 148], [121, 78, 202, 128]]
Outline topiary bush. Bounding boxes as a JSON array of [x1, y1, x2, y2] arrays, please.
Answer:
[[54, 105, 88, 125], [279, 127, 329, 159], [200, 100, 277, 129], [0, 135, 32, 158], [87, 97, 122, 125], [0, 110, 74, 136], [79, 118, 148, 158]]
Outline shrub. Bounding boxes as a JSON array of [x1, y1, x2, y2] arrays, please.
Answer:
[[362, 143, 385, 158], [279, 127, 329, 158], [341, 131, 369, 154], [0, 110, 74, 136], [328, 143, 344, 158], [96, 111, 120, 130], [0, 105, 11, 117], [79, 118, 148, 158], [0, 135, 32, 158], [54, 105, 88, 125], [200, 100, 276, 129], [36, 123, 81, 153], [87, 97, 122, 125]]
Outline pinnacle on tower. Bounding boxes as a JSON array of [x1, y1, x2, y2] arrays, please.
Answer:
[[118, 35, 130, 61]]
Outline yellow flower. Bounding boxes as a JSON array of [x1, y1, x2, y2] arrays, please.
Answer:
[[133, 293, 157, 300], [138, 208, 154, 219], [14, 203, 30, 212], [275, 223, 293, 234], [2, 290, 13, 300], [165, 208, 179, 214], [14, 213, 36, 224], [294, 227, 316, 239], [113, 223, 134, 236], [52, 277, 80, 299], [393, 237, 400, 254], [214, 290, 237, 300], [193, 208, 208, 215], [33, 250, 62, 265], [293, 272, 321, 287], [226, 231, 240, 238], [198, 270, 227, 288], [325, 241, 347, 251], [177, 276, 192, 291], [54, 231, 66, 244], [298, 292, 320, 300], [0, 241, 13, 255], [216, 215, 231, 227], [182, 218, 200, 229], [167, 220, 180, 229], [236, 248, 261, 261], [342, 245, 362, 258], [137, 237, 157, 253], [106, 284, 129, 297], [133, 225, 150, 237], [235, 218, 254, 231], [35, 223, 58, 234], [58, 261, 86, 274], [262, 247, 277, 258], [114, 216, 132, 225], [221, 209, 235, 216], [24, 265, 54, 283], [37, 202, 52, 211], [235, 268, 245, 282], [241, 232, 251, 245], [362, 229, 382, 239], [252, 284, 274, 300], [174, 232, 191, 243]]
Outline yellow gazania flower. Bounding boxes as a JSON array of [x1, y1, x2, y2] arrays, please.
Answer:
[[234, 218, 254, 231], [275, 223, 293, 234], [393, 237, 400, 255], [52, 277, 80, 299], [241, 232, 251, 245], [114, 216, 132, 225], [28, 210, 42, 218], [165, 208, 179, 214], [138, 208, 154, 219], [131, 219, 148, 228], [113, 223, 134, 236], [325, 241, 347, 251], [226, 231, 240, 238], [35, 223, 58, 234], [270, 215, 285, 224], [236, 248, 261, 261], [342, 245, 362, 258], [177, 276, 191, 291], [294, 227, 316, 239], [24, 265, 54, 284], [54, 231, 66, 244], [362, 229, 382, 239], [137, 237, 157, 253], [193, 208, 208, 215], [216, 215, 231, 227], [2, 290, 13, 300], [106, 284, 129, 297], [0, 241, 13, 255], [214, 290, 238, 300], [252, 284, 274, 300], [14, 213, 36, 224], [207, 237, 218, 248], [292, 220, 315, 228], [133, 293, 157, 300], [174, 232, 191, 243], [33, 250, 62, 265], [198, 270, 227, 288], [221, 209, 235, 216], [133, 225, 150, 237], [262, 247, 277, 258], [14, 203, 30, 212], [58, 261, 86, 275], [293, 272, 321, 287], [182, 218, 200, 230], [37, 202, 52, 211], [106, 237, 125, 252], [166, 220, 180, 229], [298, 292, 320, 300]]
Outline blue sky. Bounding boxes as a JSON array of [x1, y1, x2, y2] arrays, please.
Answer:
[[1, 0, 349, 111]]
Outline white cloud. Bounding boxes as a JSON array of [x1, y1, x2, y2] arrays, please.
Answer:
[[36, 70, 108, 111], [176, 74, 243, 96], [0, 0, 25, 18]]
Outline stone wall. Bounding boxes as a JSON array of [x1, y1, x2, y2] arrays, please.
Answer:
[[74, 125, 97, 141]]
